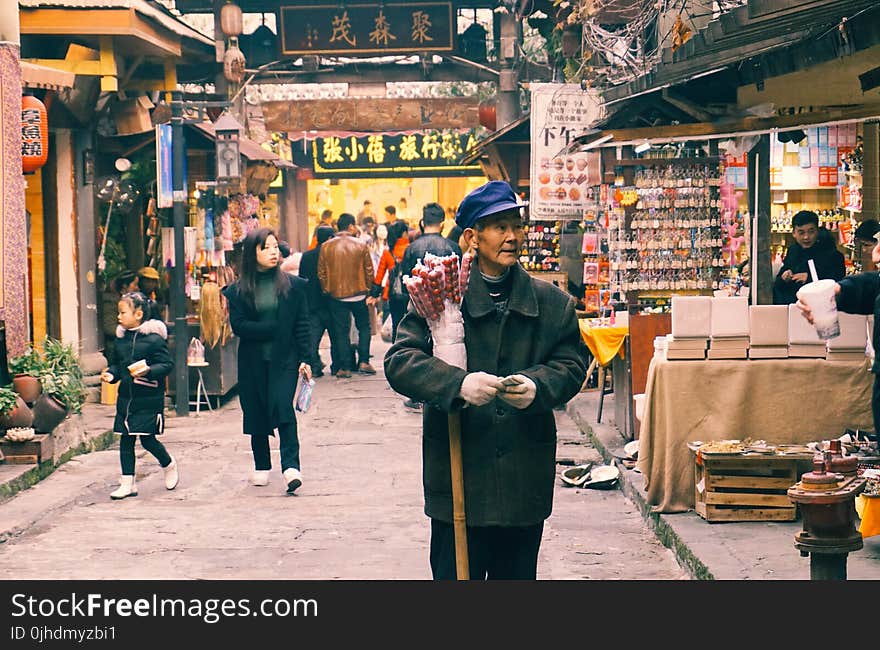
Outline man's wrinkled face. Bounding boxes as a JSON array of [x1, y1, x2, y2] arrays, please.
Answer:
[[793, 222, 818, 249], [465, 209, 524, 276]]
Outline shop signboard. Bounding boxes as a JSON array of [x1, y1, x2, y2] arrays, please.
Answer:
[[279, 2, 454, 55], [155, 124, 173, 209], [264, 97, 479, 133], [307, 130, 483, 178], [529, 83, 604, 220]]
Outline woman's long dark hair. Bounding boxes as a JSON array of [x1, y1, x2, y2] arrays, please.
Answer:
[[239, 227, 289, 307], [386, 220, 409, 257]]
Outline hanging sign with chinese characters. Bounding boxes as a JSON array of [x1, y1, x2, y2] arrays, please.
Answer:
[[529, 84, 605, 220], [308, 131, 482, 178], [279, 2, 454, 55], [264, 98, 479, 133]]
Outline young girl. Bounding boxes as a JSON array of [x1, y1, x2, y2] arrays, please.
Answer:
[[102, 291, 178, 499]]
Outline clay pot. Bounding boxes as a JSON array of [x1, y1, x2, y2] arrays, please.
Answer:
[[32, 393, 68, 433], [12, 373, 42, 405], [0, 395, 35, 430]]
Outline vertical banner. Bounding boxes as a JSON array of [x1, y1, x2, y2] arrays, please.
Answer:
[[529, 83, 604, 220], [0, 45, 28, 354], [155, 124, 173, 208]]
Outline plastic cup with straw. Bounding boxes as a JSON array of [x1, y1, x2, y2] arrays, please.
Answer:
[[796, 259, 841, 339]]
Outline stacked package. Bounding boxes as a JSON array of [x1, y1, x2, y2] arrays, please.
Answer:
[[668, 296, 710, 360], [788, 304, 827, 358], [826, 313, 868, 361], [708, 297, 750, 359], [748, 305, 789, 359]]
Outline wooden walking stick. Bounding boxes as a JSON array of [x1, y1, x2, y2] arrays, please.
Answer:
[[447, 411, 469, 580]]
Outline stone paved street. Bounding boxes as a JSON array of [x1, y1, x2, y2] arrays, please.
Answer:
[[0, 336, 686, 580]]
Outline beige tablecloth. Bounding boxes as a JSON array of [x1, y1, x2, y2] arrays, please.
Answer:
[[636, 356, 874, 513]]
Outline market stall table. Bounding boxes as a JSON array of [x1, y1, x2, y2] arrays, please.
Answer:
[[637, 356, 874, 513]]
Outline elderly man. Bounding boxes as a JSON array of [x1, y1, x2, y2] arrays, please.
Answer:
[[318, 212, 376, 378], [384, 181, 589, 580]]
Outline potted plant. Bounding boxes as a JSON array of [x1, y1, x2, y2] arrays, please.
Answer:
[[7, 346, 47, 404], [32, 337, 87, 433], [0, 384, 34, 431]]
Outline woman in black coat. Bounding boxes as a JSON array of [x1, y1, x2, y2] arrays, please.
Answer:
[[223, 228, 313, 493]]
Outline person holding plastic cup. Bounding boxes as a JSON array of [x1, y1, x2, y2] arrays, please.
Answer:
[[774, 210, 845, 305], [797, 229, 880, 437]]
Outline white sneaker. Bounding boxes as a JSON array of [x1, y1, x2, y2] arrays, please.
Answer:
[[251, 470, 270, 486], [163, 457, 179, 490], [283, 468, 303, 494], [110, 475, 138, 500]]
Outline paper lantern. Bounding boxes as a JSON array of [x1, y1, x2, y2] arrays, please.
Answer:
[[220, 1, 243, 37], [21, 95, 48, 174]]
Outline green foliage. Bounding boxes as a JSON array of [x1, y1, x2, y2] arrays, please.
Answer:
[[0, 385, 19, 416], [38, 337, 87, 414], [8, 346, 48, 377]]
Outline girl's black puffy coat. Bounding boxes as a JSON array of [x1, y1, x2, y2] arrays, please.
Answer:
[[107, 319, 173, 436]]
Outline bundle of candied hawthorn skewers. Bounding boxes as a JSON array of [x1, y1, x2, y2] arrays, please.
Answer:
[[402, 252, 472, 369]]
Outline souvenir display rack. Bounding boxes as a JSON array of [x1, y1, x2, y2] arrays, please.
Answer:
[[607, 155, 728, 295], [520, 220, 562, 273]]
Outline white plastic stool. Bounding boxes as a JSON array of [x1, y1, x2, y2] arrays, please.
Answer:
[[187, 361, 213, 415]]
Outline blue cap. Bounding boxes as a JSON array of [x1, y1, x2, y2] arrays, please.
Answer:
[[455, 181, 521, 230]]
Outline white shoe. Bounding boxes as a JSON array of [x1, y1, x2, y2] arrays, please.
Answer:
[[283, 468, 303, 494], [110, 475, 138, 500], [163, 457, 179, 490], [251, 470, 270, 486]]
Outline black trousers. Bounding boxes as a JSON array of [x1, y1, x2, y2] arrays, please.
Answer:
[[308, 308, 334, 372], [119, 434, 171, 476], [327, 298, 371, 371], [429, 519, 544, 580], [388, 295, 409, 342], [872, 373, 880, 437], [250, 421, 300, 472]]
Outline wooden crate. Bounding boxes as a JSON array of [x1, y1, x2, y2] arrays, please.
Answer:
[[0, 434, 53, 465], [694, 453, 803, 522]]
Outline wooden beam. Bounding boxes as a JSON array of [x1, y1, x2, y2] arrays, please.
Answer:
[[99, 36, 118, 92], [661, 89, 713, 122], [602, 103, 880, 144], [163, 59, 178, 103]]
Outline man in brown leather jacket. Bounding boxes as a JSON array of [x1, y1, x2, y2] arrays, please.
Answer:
[[318, 213, 376, 377]]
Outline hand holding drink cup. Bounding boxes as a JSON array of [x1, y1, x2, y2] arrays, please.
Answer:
[[795, 260, 841, 340]]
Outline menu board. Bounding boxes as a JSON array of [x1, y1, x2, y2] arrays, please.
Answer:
[[529, 84, 603, 219]]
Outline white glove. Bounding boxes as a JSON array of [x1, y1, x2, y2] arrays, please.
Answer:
[[459, 372, 505, 407], [497, 374, 537, 410]]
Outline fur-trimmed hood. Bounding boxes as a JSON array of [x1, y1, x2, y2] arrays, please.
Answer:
[[116, 319, 168, 339]]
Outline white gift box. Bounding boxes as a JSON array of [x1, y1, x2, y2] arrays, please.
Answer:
[[748, 346, 790, 359], [666, 334, 708, 350], [710, 297, 749, 338], [707, 348, 748, 360], [826, 313, 868, 350], [749, 305, 789, 346], [671, 296, 712, 339], [788, 304, 823, 344], [788, 343, 827, 358]]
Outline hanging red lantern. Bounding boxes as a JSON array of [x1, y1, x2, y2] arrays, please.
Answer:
[[478, 97, 496, 131], [21, 95, 48, 174]]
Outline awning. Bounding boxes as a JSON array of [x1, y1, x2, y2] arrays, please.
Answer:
[[459, 113, 530, 165], [20, 61, 75, 91], [189, 122, 295, 168]]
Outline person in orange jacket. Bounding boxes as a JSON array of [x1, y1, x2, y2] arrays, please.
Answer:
[[368, 220, 410, 339]]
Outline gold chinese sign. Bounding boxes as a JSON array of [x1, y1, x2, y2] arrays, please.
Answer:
[[279, 3, 454, 55], [310, 131, 482, 177], [264, 98, 479, 133]]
